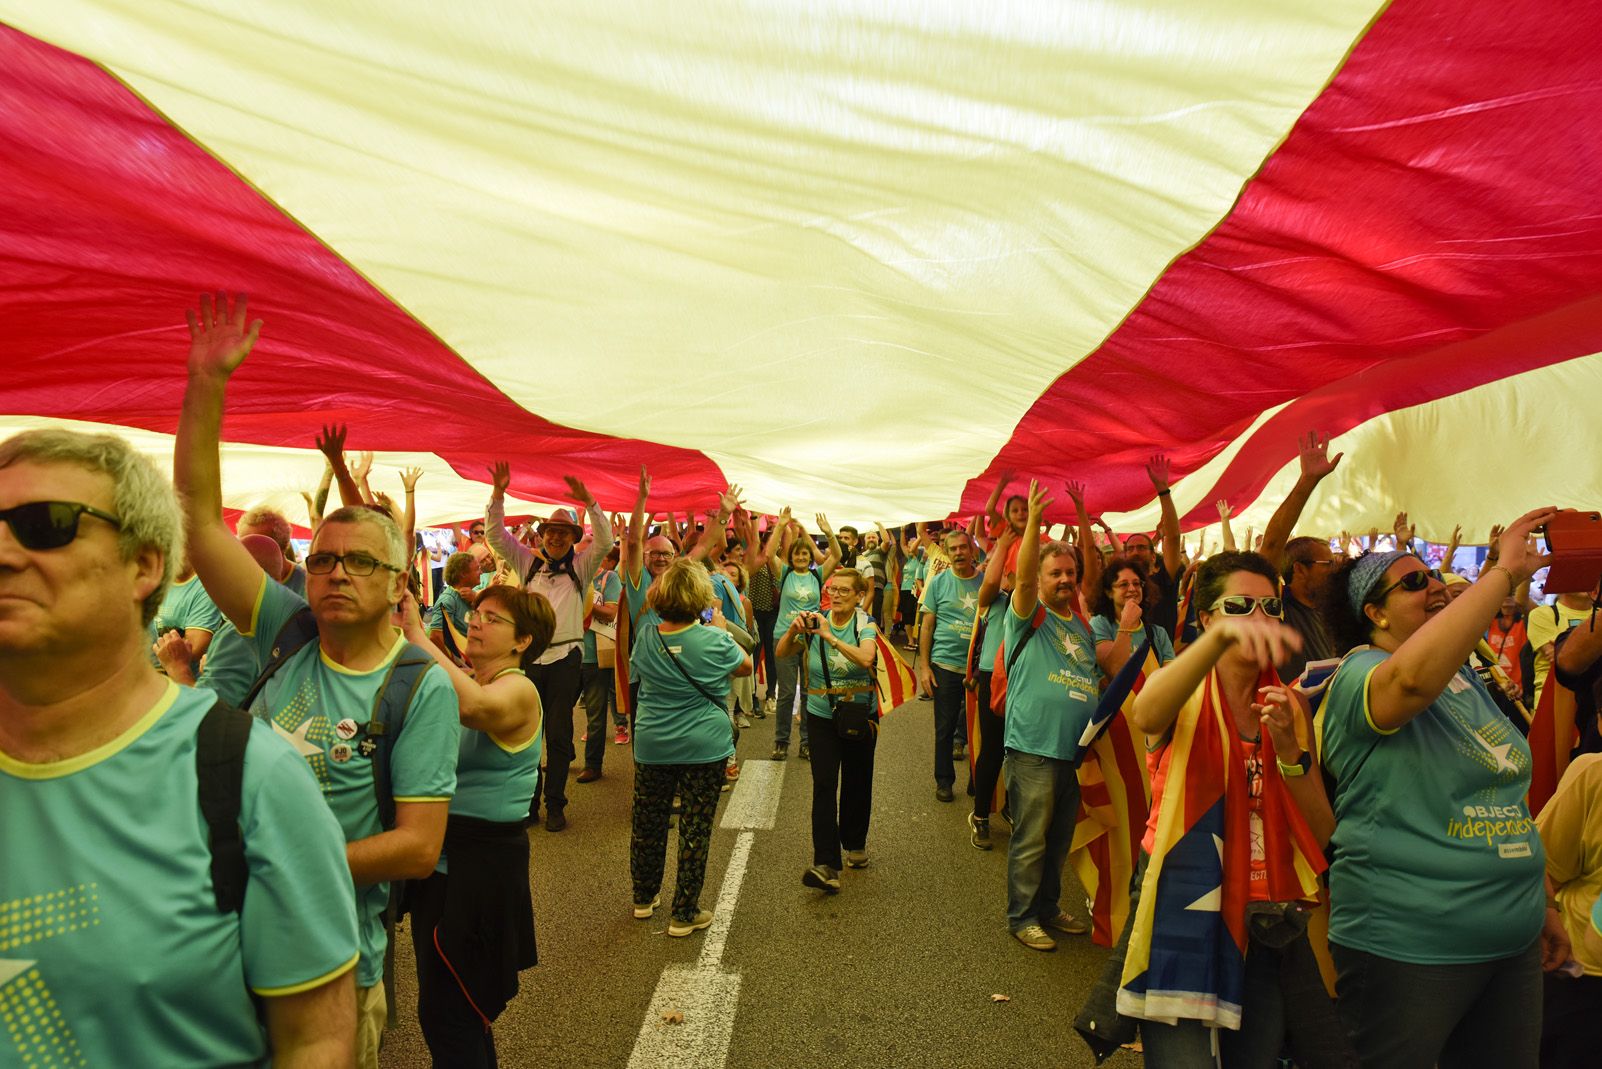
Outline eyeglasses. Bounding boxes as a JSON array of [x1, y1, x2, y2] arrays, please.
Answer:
[[0, 501, 122, 550], [1206, 595, 1284, 619], [1370, 569, 1431, 603], [469, 529, 485, 536], [646, 550, 675, 559], [826, 587, 857, 598], [304, 551, 401, 577], [466, 609, 513, 627]]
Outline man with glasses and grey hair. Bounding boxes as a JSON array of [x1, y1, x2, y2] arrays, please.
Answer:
[[0, 423, 360, 1066], [176, 293, 459, 1068]]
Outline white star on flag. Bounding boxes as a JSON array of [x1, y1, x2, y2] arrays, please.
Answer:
[[273, 717, 324, 759], [1183, 834, 1227, 912]]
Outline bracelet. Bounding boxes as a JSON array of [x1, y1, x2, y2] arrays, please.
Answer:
[[1118, 626, 1141, 634], [1485, 564, 1516, 594], [1156, 489, 1171, 497]]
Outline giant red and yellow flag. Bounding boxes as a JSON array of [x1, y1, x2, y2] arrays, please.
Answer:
[[1, 2, 1600, 528]]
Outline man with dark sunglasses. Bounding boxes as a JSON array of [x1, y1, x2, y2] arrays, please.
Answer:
[[0, 426, 361, 1067], [176, 294, 459, 1068]]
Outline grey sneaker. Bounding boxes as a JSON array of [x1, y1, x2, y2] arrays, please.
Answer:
[[737, 713, 752, 728], [1013, 925, 1057, 951], [1044, 911, 1089, 936], [667, 910, 714, 937], [802, 865, 841, 893], [968, 813, 992, 851], [843, 850, 869, 869], [632, 894, 660, 919]]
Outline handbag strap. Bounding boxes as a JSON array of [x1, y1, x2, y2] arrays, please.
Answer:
[[816, 613, 870, 696], [655, 626, 726, 714]]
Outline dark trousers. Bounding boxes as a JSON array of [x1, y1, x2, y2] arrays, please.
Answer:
[[805, 712, 877, 869], [754, 607, 779, 699], [1331, 940, 1541, 1069], [412, 872, 497, 1069], [931, 664, 966, 788], [970, 670, 1004, 818], [527, 646, 582, 814], [630, 761, 724, 923], [580, 661, 620, 771], [1541, 972, 1602, 1068]]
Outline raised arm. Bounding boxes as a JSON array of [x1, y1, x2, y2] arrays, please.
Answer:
[[1066, 480, 1101, 609], [816, 513, 842, 580], [563, 475, 612, 575], [1392, 511, 1417, 556], [1367, 509, 1555, 730], [483, 462, 534, 580], [982, 470, 1010, 533], [175, 293, 274, 633], [1260, 432, 1344, 568], [1093, 517, 1123, 556], [1131, 615, 1301, 738], [1146, 455, 1183, 581], [314, 425, 364, 509], [691, 484, 743, 563], [399, 594, 541, 737], [349, 451, 376, 504], [1217, 500, 1237, 551], [626, 465, 650, 585], [399, 467, 422, 557], [1440, 524, 1462, 575], [1012, 481, 1051, 620], [977, 526, 1018, 609]]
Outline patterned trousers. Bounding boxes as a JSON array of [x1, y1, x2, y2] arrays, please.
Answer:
[[630, 760, 725, 923]]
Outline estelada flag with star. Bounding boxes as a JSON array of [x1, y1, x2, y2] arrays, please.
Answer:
[[873, 633, 916, 715]]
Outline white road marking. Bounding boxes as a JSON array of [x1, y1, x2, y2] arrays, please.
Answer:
[[699, 830, 754, 966], [719, 760, 785, 830]]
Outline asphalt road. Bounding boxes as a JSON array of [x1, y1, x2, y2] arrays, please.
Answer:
[[382, 687, 1144, 1069]]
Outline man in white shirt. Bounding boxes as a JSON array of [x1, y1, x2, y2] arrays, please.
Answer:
[[486, 463, 613, 831]]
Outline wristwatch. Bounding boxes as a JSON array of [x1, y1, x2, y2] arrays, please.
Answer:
[[1276, 751, 1312, 778]]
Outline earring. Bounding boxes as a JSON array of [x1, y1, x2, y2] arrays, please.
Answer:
[[1378, 618, 1389, 630]]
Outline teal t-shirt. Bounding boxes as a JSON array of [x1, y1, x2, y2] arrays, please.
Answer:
[[775, 566, 823, 637], [803, 611, 878, 718], [978, 594, 1009, 673], [0, 683, 358, 1068], [623, 568, 662, 633], [631, 623, 744, 765], [150, 574, 225, 673], [451, 672, 541, 826], [1321, 647, 1545, 964], [711, 569, 745, 628], [1089, 616, 1177, 667], [194, 620, 262, 708], [1001, 603, 1101, 759], [244, 577, 460, 988], [584, 570, 623, 664], [922, 567, 984, 671], [900, 553, 924, 592], [427, 587, 472, 654]]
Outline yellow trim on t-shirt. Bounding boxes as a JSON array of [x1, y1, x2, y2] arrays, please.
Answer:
[[319, 633, 406, 676], [239, 572, 269, 638], [1359, 661, 1401, 736], [393, 796, 452, 803], [0, 681, 181, 780], [251, 953, 359, 998]]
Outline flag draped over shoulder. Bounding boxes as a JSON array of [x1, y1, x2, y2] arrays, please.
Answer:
[[1118, 669, 1325, 1030], [1527, 670, 1577, 816], [873, 633, 916, 716], [1070, 635, 1157, 947]]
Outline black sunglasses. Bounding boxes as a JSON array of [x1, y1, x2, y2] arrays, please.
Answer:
[[1371, 569, 1431, 603], [0, 501, 122, 550]]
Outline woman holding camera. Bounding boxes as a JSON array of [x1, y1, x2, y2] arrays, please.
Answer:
[[1320, 509, 1570, 1068], [777, 568, 879, 892], [629, 559, 753, 936]]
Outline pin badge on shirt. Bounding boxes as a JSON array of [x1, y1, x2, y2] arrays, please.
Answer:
[[335, 718, 359, 740], [329, 742, 354, 764], [357, 737, 379, 758]]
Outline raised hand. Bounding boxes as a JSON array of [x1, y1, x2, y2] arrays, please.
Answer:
[[636, 464, 651, 505], [1485, 524, 1505, 563], [1498, 507, 1560, 584], [487, 461, 512, 498], [1393, 511, 1414, 546], [1212, 614, 1303, 671], [563, 475, 595, 507], [1026, 479, 1053, 519], [815, 513, 835, 537], [1145, 455, 1172, 493], [1216, 499, 1232, 520], [350, 451, 374, 483], [315, 424, 347, 462], [719, 484, 744, 515], [399, 467, 424, 494], [1064, 480, 1087, 507], [1252, 685, 1304, 757], [186, 292, 262, 378], [1297, 431, 1343, 481]]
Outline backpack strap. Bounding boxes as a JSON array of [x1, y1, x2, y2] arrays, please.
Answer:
[[1005, 605, 1047, 676], [367, 643, 435, 831], [196, 700, 254, 914], [240, 607, 319, 711]]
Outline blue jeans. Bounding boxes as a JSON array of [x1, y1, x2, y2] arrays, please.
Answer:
[[1003, 750, 1080, 931], [580, 661, 621, 771], [772, 651, 808, 750], [931, 664, 966, 788]]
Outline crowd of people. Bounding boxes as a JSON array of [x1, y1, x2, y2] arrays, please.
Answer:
[[2, 294, 1600, 1069]]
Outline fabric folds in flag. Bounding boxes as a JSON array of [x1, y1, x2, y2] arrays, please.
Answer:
[[873, 633, 916, 716], [1118, 669, 1325, 1029], [1071, 635, 1158, 946], [1527, 671, 1577, 816]]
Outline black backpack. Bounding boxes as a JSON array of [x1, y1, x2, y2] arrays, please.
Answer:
[[197, 608, 434, 913]]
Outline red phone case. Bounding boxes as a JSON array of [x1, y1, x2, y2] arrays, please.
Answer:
[[1543, 511, 1602, 595]]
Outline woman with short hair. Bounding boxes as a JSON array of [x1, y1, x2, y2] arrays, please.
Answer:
[[401, 583, 554, 1068], [1318, 510, 1570, 1069], [629, 559, 753, 936]]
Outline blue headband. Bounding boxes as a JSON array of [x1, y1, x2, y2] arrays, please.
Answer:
[[1347, 550, 1412, 616]]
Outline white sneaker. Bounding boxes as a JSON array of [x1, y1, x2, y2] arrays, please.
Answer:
[[1013, 925, 1057, 951], [667, 910, 714, 937], [737, 713, 752, 728], [633, 894, 660, 919]]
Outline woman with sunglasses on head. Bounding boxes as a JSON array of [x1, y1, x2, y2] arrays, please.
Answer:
[[1116, 550, 1344, 1067], [399, 583, 554, 1068], [1317, 509, 1569, 1069]]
